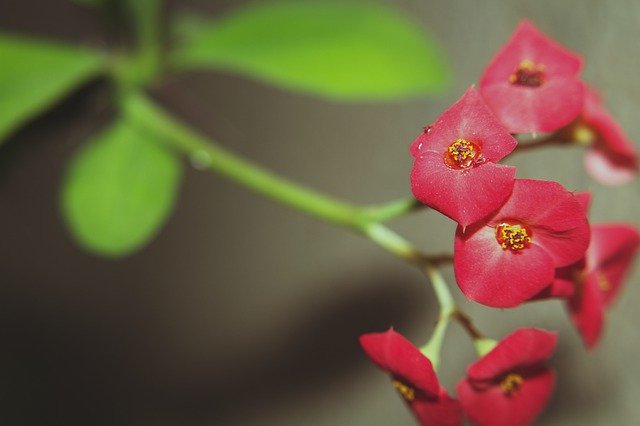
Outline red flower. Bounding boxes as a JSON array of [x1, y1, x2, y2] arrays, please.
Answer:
[[410, 87, 517, 227], [360, 329, 464, 426], [571, 86, 638, 185], [553, 224, 640, 347], [457, 328, 557, 426], [454, 179, 590, 308], [479, 20, 584, 133]]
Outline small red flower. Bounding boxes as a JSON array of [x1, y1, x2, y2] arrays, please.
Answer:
[[360, 329, 464, 426], [553, 224, 640, 347], [454, 179, 590, 308], [457, 328, 557, 426], [410, 87, 517, 227], [479, 20, 584, 133], [571, 86, 638, 185]]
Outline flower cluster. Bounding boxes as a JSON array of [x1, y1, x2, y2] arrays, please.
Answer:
[[364, 20, 639, 425], [410, 19, 638, 310], [361, 328, 557, 426]]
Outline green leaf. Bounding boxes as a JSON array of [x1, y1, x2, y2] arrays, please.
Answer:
[[0, 34, 104, 143], [172, 0, 451, 101], [61, 118, 182, 257]]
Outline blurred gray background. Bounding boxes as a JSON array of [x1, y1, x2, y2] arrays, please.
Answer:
[[1, 0, 639, 424]]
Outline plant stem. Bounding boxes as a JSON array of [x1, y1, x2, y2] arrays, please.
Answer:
[[125, 0, 163, 86], [420, 264, 457, 370], [363, 197, 424, 222], [508, 132, 562, 157], [124, 92, 434, 263], [125, 93, 471, 364]]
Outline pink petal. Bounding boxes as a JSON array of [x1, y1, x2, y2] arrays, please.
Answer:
[[457, 368, 555, 426], [412, 389, 465, 426], [489, 179, 590, 267], [359, 329, 440, 396], [454, 225, 555, 307], [567, 273, 604, 349], [532, 267, 577, 300], [587, 224, 640, 306], [583, 87, 638, 157], [580, 86, 638, 184], [584, 149, 638, 186], [419, 87, 517, 162], [574, 192, 592, 213], [480, 77, 584, 133], [466, 328, 558, 380], [480, 20, 582, 86], [479, 20, 584, 133], [411, 151, 516, 227], [409, 131, 429, 158]]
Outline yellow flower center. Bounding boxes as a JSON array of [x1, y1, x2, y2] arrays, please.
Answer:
[[392, 379, 416, 402], [496, 223, 532, 251], [597, 272, 612, 292], [501, 373, 524, 396], [509, 59, 546, 87], [444, 138, 482, 169]]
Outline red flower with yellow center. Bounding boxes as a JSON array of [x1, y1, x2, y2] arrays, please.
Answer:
[[454, 179, 590, 308], [479, 20, 584, 133], [410, 87, 517, 227], [548, 223, 640, 348], [568, 86, 638, 185], [457, 328, 557, 426], [360, 329, 464, 426]]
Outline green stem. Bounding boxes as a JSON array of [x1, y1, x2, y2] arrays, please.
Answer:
[[420, 264, 456, 370], [363, 197, 424, 222], [508, 132, 562, 157], [124, 93, 472, 365], [125, 93, 367, 228], [363, 222, 424, 262], [125, 0, 163, 86], [124, 92, 430, 264]]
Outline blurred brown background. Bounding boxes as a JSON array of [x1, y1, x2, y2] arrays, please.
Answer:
[[1, 0, 639, 424]]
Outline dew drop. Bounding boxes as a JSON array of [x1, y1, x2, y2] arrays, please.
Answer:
[[190, 150, 212, 170]]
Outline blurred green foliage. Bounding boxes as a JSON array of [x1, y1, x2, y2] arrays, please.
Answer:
[[61, 118, 182, 257], [0, 34, 103, 142], [173, 1, 450, 100], [0, 0, 451, 257]]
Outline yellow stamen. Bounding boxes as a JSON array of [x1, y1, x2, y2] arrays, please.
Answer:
[[500, 373, 524, 396], [509, 59, 546, 87], [597, 272, 612, 292], [392, 380, 416, 402], [444, 138, 482, 169], [496, 223, 532, 251]]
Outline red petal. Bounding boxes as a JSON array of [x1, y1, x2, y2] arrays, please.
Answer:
[[587, 224, 640, 306], [580, 86, 638, 185], [583, 87, 638, 157], [479, 20, 583, 133], [533, 266, 577, 300], [457, 368, 555, 426], [489, 179, 590, 267], [417, 87, 517, 162], [359, 329, 440, 396], [411, 152, 516, 227], [454, 225, 555, 307], [466, 328, 557, 380], [567, 273, 604, 348], [584, 149, 638, 185], [411, 389, 465, 426], [481, 78, 584, 133], [409, 131, 429, 158], [574, 192, 592, 213], [480, 20, 582, 86]]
